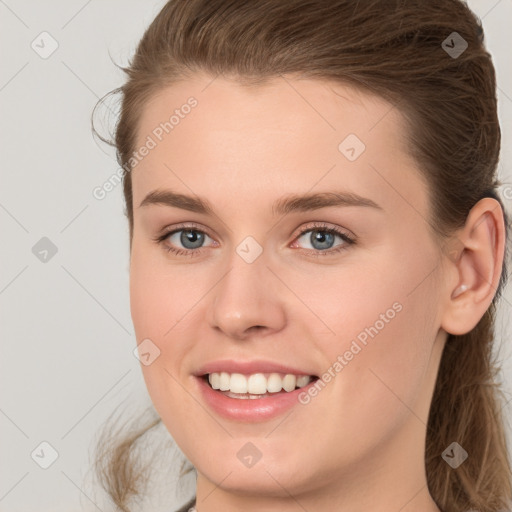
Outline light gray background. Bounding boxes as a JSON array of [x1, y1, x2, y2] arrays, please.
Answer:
[[1, 1, 511, 511]]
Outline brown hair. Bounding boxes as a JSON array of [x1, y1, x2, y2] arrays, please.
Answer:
[[92, 1, 512, 511]]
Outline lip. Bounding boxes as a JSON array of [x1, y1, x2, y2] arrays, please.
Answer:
[[195, 374, 319, 422], [194, 359, 318, 377], [193, 359, 320, 422]]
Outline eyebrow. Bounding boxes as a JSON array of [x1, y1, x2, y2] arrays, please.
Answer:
[[139, 189, 383, 216]]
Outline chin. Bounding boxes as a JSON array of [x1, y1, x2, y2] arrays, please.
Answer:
[[200, 464, 312, 498]]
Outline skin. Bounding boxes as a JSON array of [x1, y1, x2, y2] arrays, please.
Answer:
[[128, 72, 505, 512]]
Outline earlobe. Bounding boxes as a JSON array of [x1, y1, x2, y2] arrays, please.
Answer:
[[441, 199, 505, 336]]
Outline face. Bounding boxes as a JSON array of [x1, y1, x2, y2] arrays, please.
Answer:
[[129, 73, 448, 503]]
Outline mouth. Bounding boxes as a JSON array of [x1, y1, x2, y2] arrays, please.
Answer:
[[201, 372, 320, 400]]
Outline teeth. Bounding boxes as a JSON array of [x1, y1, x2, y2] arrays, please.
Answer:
[[209, 372, 220, 389], [230, 373, 247, 393], [267, 373, 283, 393], [219, 372, 230, 391], [282, 374, 296, 392], [207, 372, 313, 394], [296, 375, 311, 387], [248, 373, 267, 394]]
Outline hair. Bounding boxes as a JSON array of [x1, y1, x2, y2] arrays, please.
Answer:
[[91, 1, 512, 511]]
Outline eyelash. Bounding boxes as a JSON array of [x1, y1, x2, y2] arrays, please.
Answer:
[[153, 222, 356, 258]]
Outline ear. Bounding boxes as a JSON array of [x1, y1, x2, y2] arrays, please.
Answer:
[[440, 197, 506, 336]]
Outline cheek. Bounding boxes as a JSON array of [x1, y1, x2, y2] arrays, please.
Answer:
[[129, 241, 203, 341], [129, 246, 206, 452], [129, 243, 196, 410], [286, 245, 439, 424]]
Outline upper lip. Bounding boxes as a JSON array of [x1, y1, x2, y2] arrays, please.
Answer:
[[195, 359, 318, 377]]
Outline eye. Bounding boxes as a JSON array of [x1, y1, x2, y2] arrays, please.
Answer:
[[154, 222, 355, 258], [154, 223, 217, 257], [292, 223, 355, 255], [167, 229, 211, 250]]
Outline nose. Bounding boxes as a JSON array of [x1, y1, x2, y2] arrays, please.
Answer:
[[207, 252, 287, 340]]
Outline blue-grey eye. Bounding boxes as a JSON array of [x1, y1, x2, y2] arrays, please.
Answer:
[[311, 230, 335, 250], [169, 229, 209, 249], [297, 229, 345, 251]]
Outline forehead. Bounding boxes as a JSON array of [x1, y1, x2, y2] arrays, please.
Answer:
[[131, 73, 429, 221]]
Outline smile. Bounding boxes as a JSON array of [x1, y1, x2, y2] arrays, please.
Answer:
[[196, 370, 320, 421], [205, 372, 316, 398]]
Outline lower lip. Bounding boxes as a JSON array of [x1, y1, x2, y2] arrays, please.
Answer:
[[195, 376, 317, 422]]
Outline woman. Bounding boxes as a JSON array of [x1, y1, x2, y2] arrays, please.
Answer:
[[92, 1, 512, 511]]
